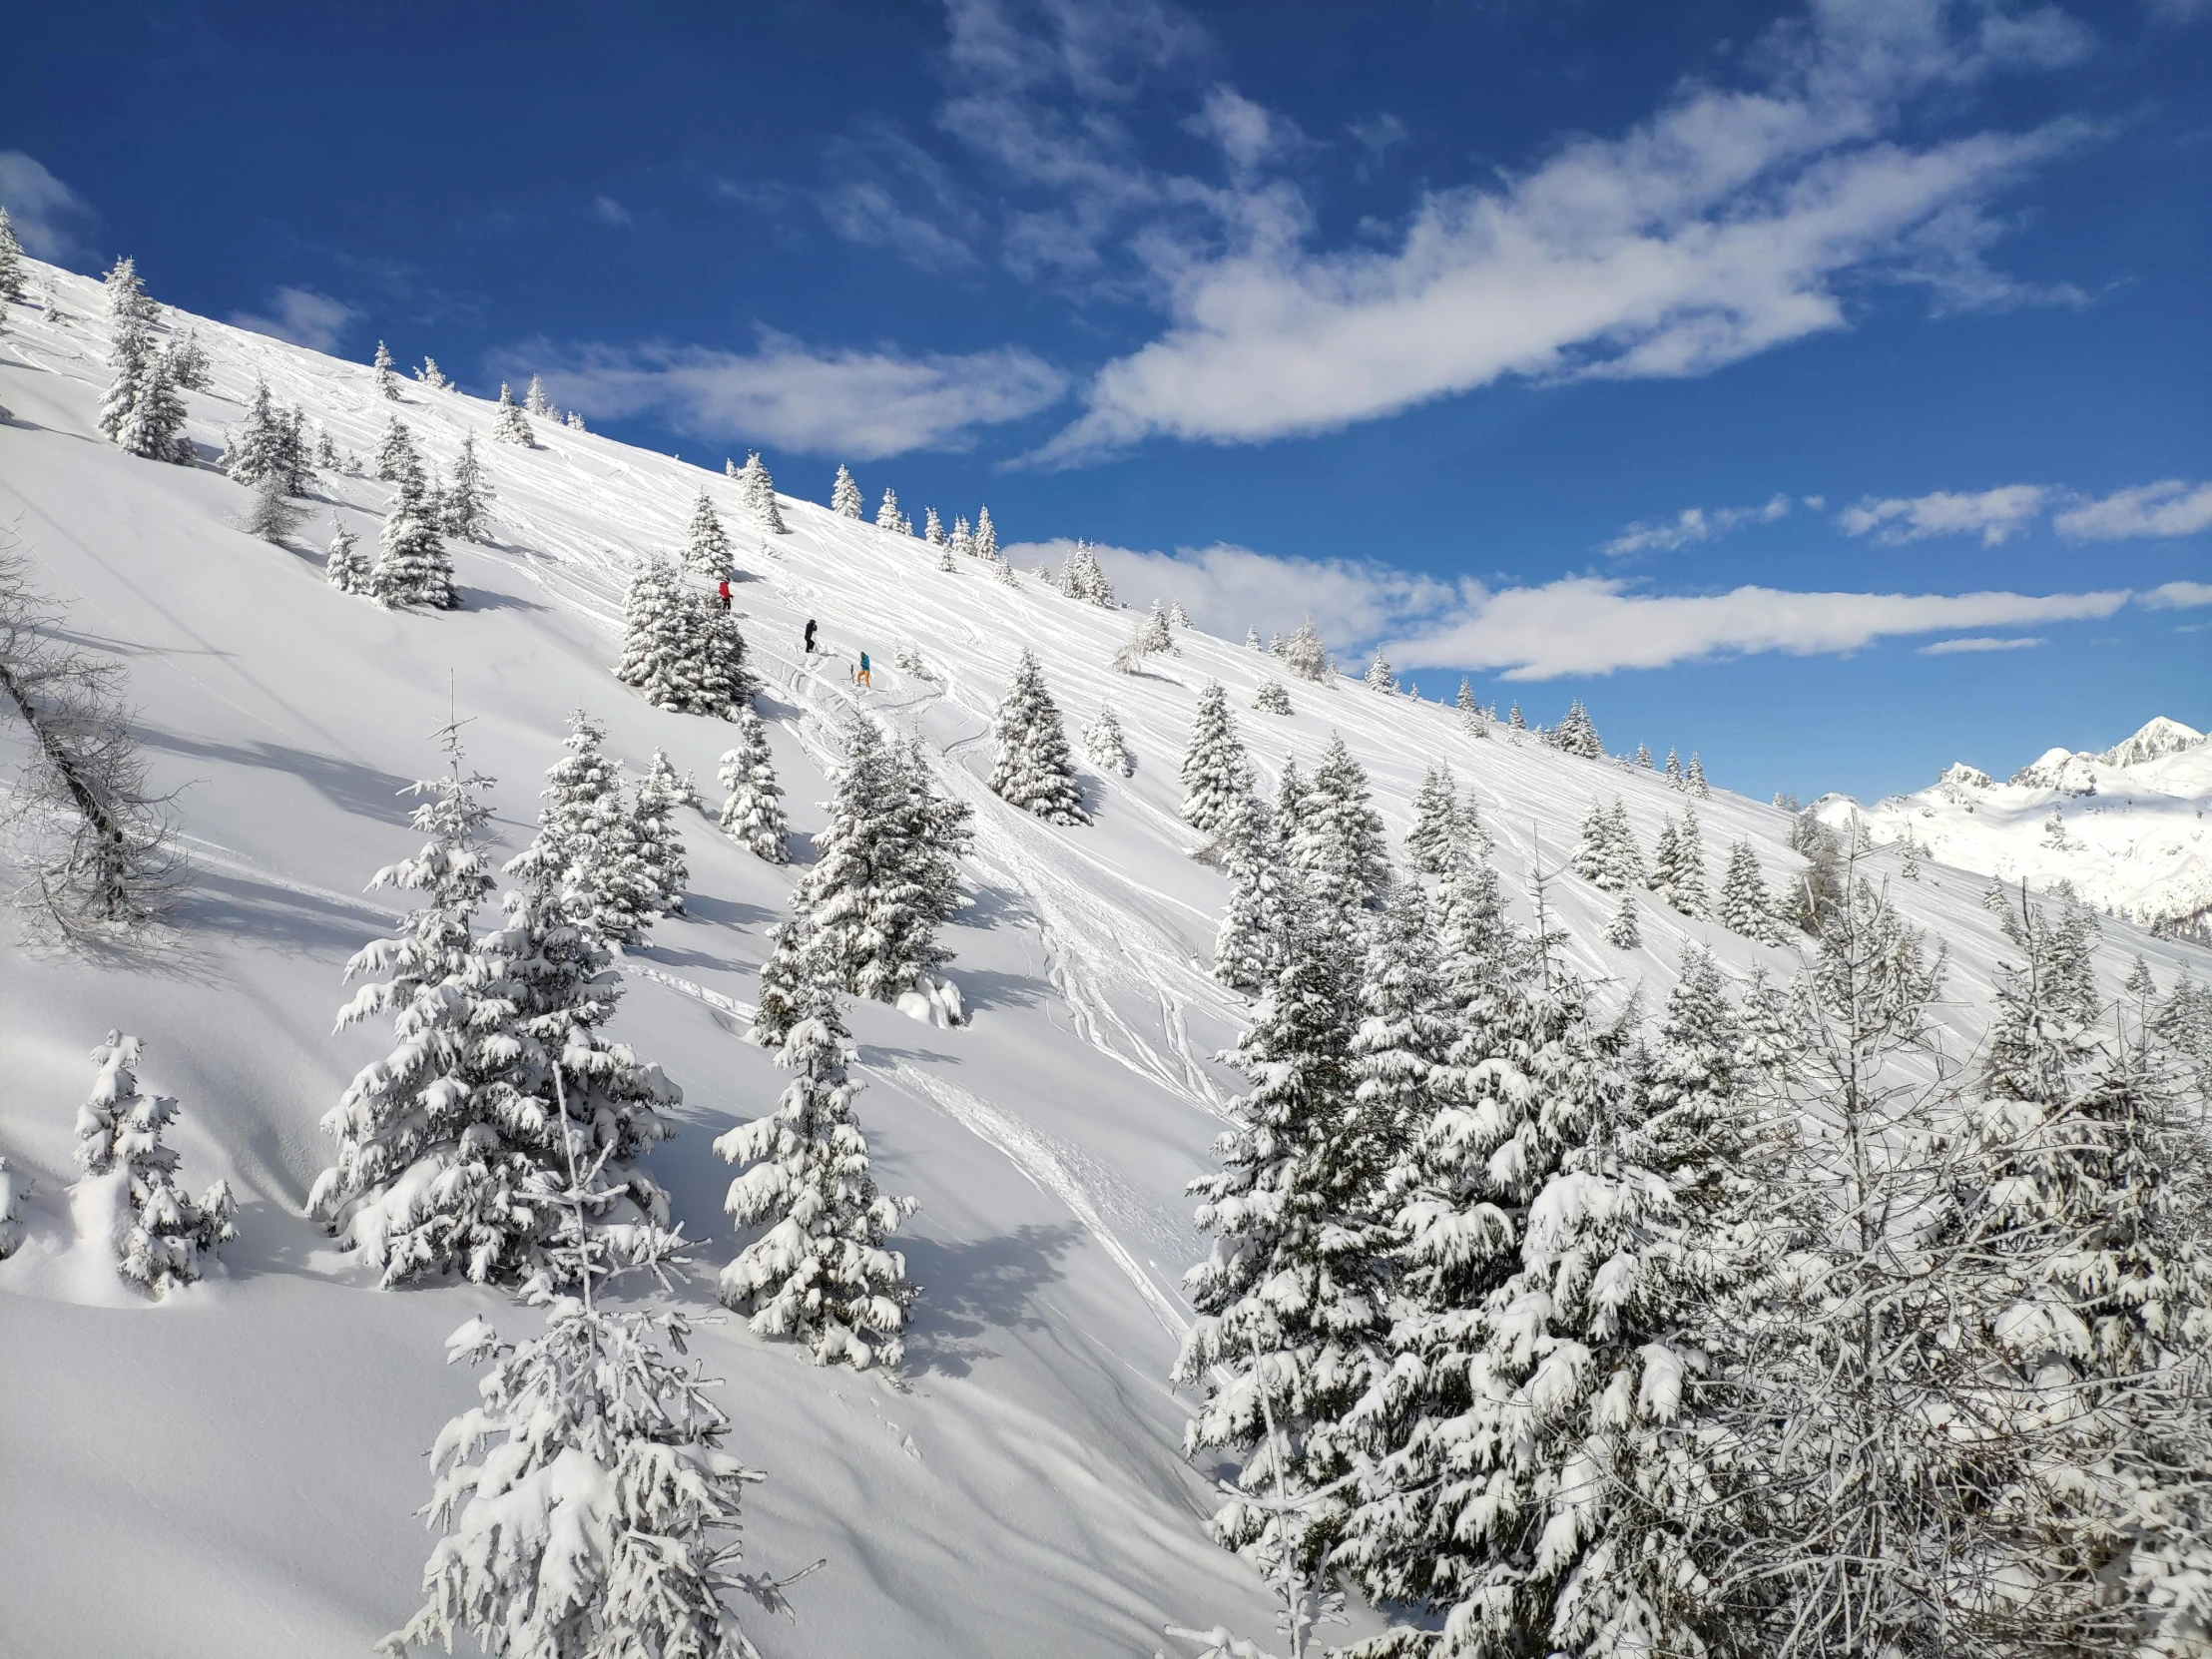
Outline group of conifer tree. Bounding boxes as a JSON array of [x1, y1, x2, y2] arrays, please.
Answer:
[[1166, 676, 2212, 1659]]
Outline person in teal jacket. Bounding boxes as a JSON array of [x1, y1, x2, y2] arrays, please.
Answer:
[[856, 650, 871, 689]]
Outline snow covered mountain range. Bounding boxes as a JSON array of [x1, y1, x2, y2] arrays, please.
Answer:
[[1814, 715, 2211, 936], [2, 257, 2208, 1659]]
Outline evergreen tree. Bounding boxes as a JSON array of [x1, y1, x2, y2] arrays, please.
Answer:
[[565, 410, 587, 431], [523, 372, 553, 416], [1083, 703, 1133, 777], [989, 649, 1089, 825], [1665, 749, 1685, 789], [325, 517, 369, 594], [241, 469, 299, 543], [524, 714, 654, 948], [115, 344, 193, 463], [375, 416, 419, 482], [1685, 753, 1711, 798], [1170, 599, 1193, 628], [750, 719, 971, 1046], [1246, 625, 1264, 650], [630, 751, 697, 925], [874, 487, 903, 532], [1555, 697, 1603, 759], [1213, 790, 1286, 993], [1403, 763, 1459, 875], [1719, 839, 1783, 942], [0, 207, 24, 306], [614, 557, 753, 719], [938, 538, 957, 574], [1605, 884, 1641, 947], [1254, 680, 1293, 715], [717, 957, 918, 1370], [1280, 618, 1330, 683], [380, 1073, 773, 1659], [1179, 683, 1252, 846], [922, 506, 945, 546], [1175, 890, 1389, 1577], [223, 378, 287, 485], [309, 726, 513, 1281], [682, 490, 733, 580], [1059, 540, 1116, 606], [1351, 880, 1453, 1157], [1364, 649, 1396, 694], [1507, 701, 1526, 731], [492, 381, 534, 446], [441, 431, 493, 541], [1296, 736, 1388, 916], [1634, 742, 1653, 769], [740, 452, 787, 534], [74, 1031, 236, 1295], [1455, 678, 1487, 738], [372, 339, 400, 400], [948, 515, 973, 560], [167, 328, 211, 390], [1653, 809, 1708, 917], [717, 708, 790, 863], [830, 463, 862, 517], [414, 357, 451, 390], [973, 504, 998, 563], [370, 451, 458, 609], [1139, 599, 1175, 654]]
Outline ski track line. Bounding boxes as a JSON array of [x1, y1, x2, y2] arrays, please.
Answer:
[[890, 1062, 1190, 1342]]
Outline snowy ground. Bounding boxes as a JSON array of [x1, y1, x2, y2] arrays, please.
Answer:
[[1815, 717, 2211, 933], [2, 261, 2206, 1659]]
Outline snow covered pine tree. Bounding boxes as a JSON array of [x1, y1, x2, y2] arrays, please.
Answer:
[[718, 706, 791, 863], [989, 649, 1089, 825], [74, 1031, 236, 1295]]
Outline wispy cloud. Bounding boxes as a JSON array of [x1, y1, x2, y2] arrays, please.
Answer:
[[2141, 580, 2212, 610], [0, 150, 95, 262], [819, 124, 983, 274], [593, 196, 634, 227], [528, 329, 1068, 458], [1029, 1, 2093, 462], [1604, 493, 1798, 556], [1838, 484, 2049, 545], [1385, 578, 2129, 680], [1003, 536, 1453, 641], [229, 285, 360, 353], [1918, 635, 2046, 654], [2053, 479, 2212, 540]]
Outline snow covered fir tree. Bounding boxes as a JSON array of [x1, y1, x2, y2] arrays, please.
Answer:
[[718, 706, 791, 862], [989, 648, 1089, 826], [716, 951, 918, 1370], [615, 555, 754, 718], [74, 1031, 236, 1294]]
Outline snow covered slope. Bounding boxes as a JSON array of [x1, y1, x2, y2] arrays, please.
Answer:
[[1814, 717, 2212, 934], [1, 261, 2206, 1659]]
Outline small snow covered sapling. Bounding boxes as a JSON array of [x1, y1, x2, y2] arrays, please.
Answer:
[[324, 518, 368, 593], [719, 708, 791, 863], [1605, 886, 1641, 948], [1363, 650, 1395, 693], [491, 381, 534, 446], [1278, 618, 1329, 684], [74, 1031, 236, 1295], [830, 463, 862, 518], [1084, 704, 1133, 777], [1254, 681, 1292, 716], [716, 960, 918, 1370], [629, 750, 698, 923], [372, 339, 400, 400]]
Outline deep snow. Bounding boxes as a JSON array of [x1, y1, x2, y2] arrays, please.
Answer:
[[1, 260, 2205, 1659]]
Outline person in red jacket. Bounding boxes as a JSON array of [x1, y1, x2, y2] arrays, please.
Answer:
[[716, 578, 732, 610]]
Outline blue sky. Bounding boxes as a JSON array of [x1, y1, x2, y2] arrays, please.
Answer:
[[6, 0, 2207, 802]]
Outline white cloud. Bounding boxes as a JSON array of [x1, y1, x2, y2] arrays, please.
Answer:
[[593, 196, 633, 227], [229, 286, 360, 353], [1918, 635, 2045, 654], [0, 151, 94, 262], [1383, 577, 2128, 680], [533, 329, 1068, 458], [1837, 483, 2049, 545], [1348, 114, 1408, 164], [1002, 537, 1454, 642], [1604, 492, 1794, 556], [2141, 580, 2212, 610], [2052, 479, 2212, 540], [1029, 2, 2092, 461]]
